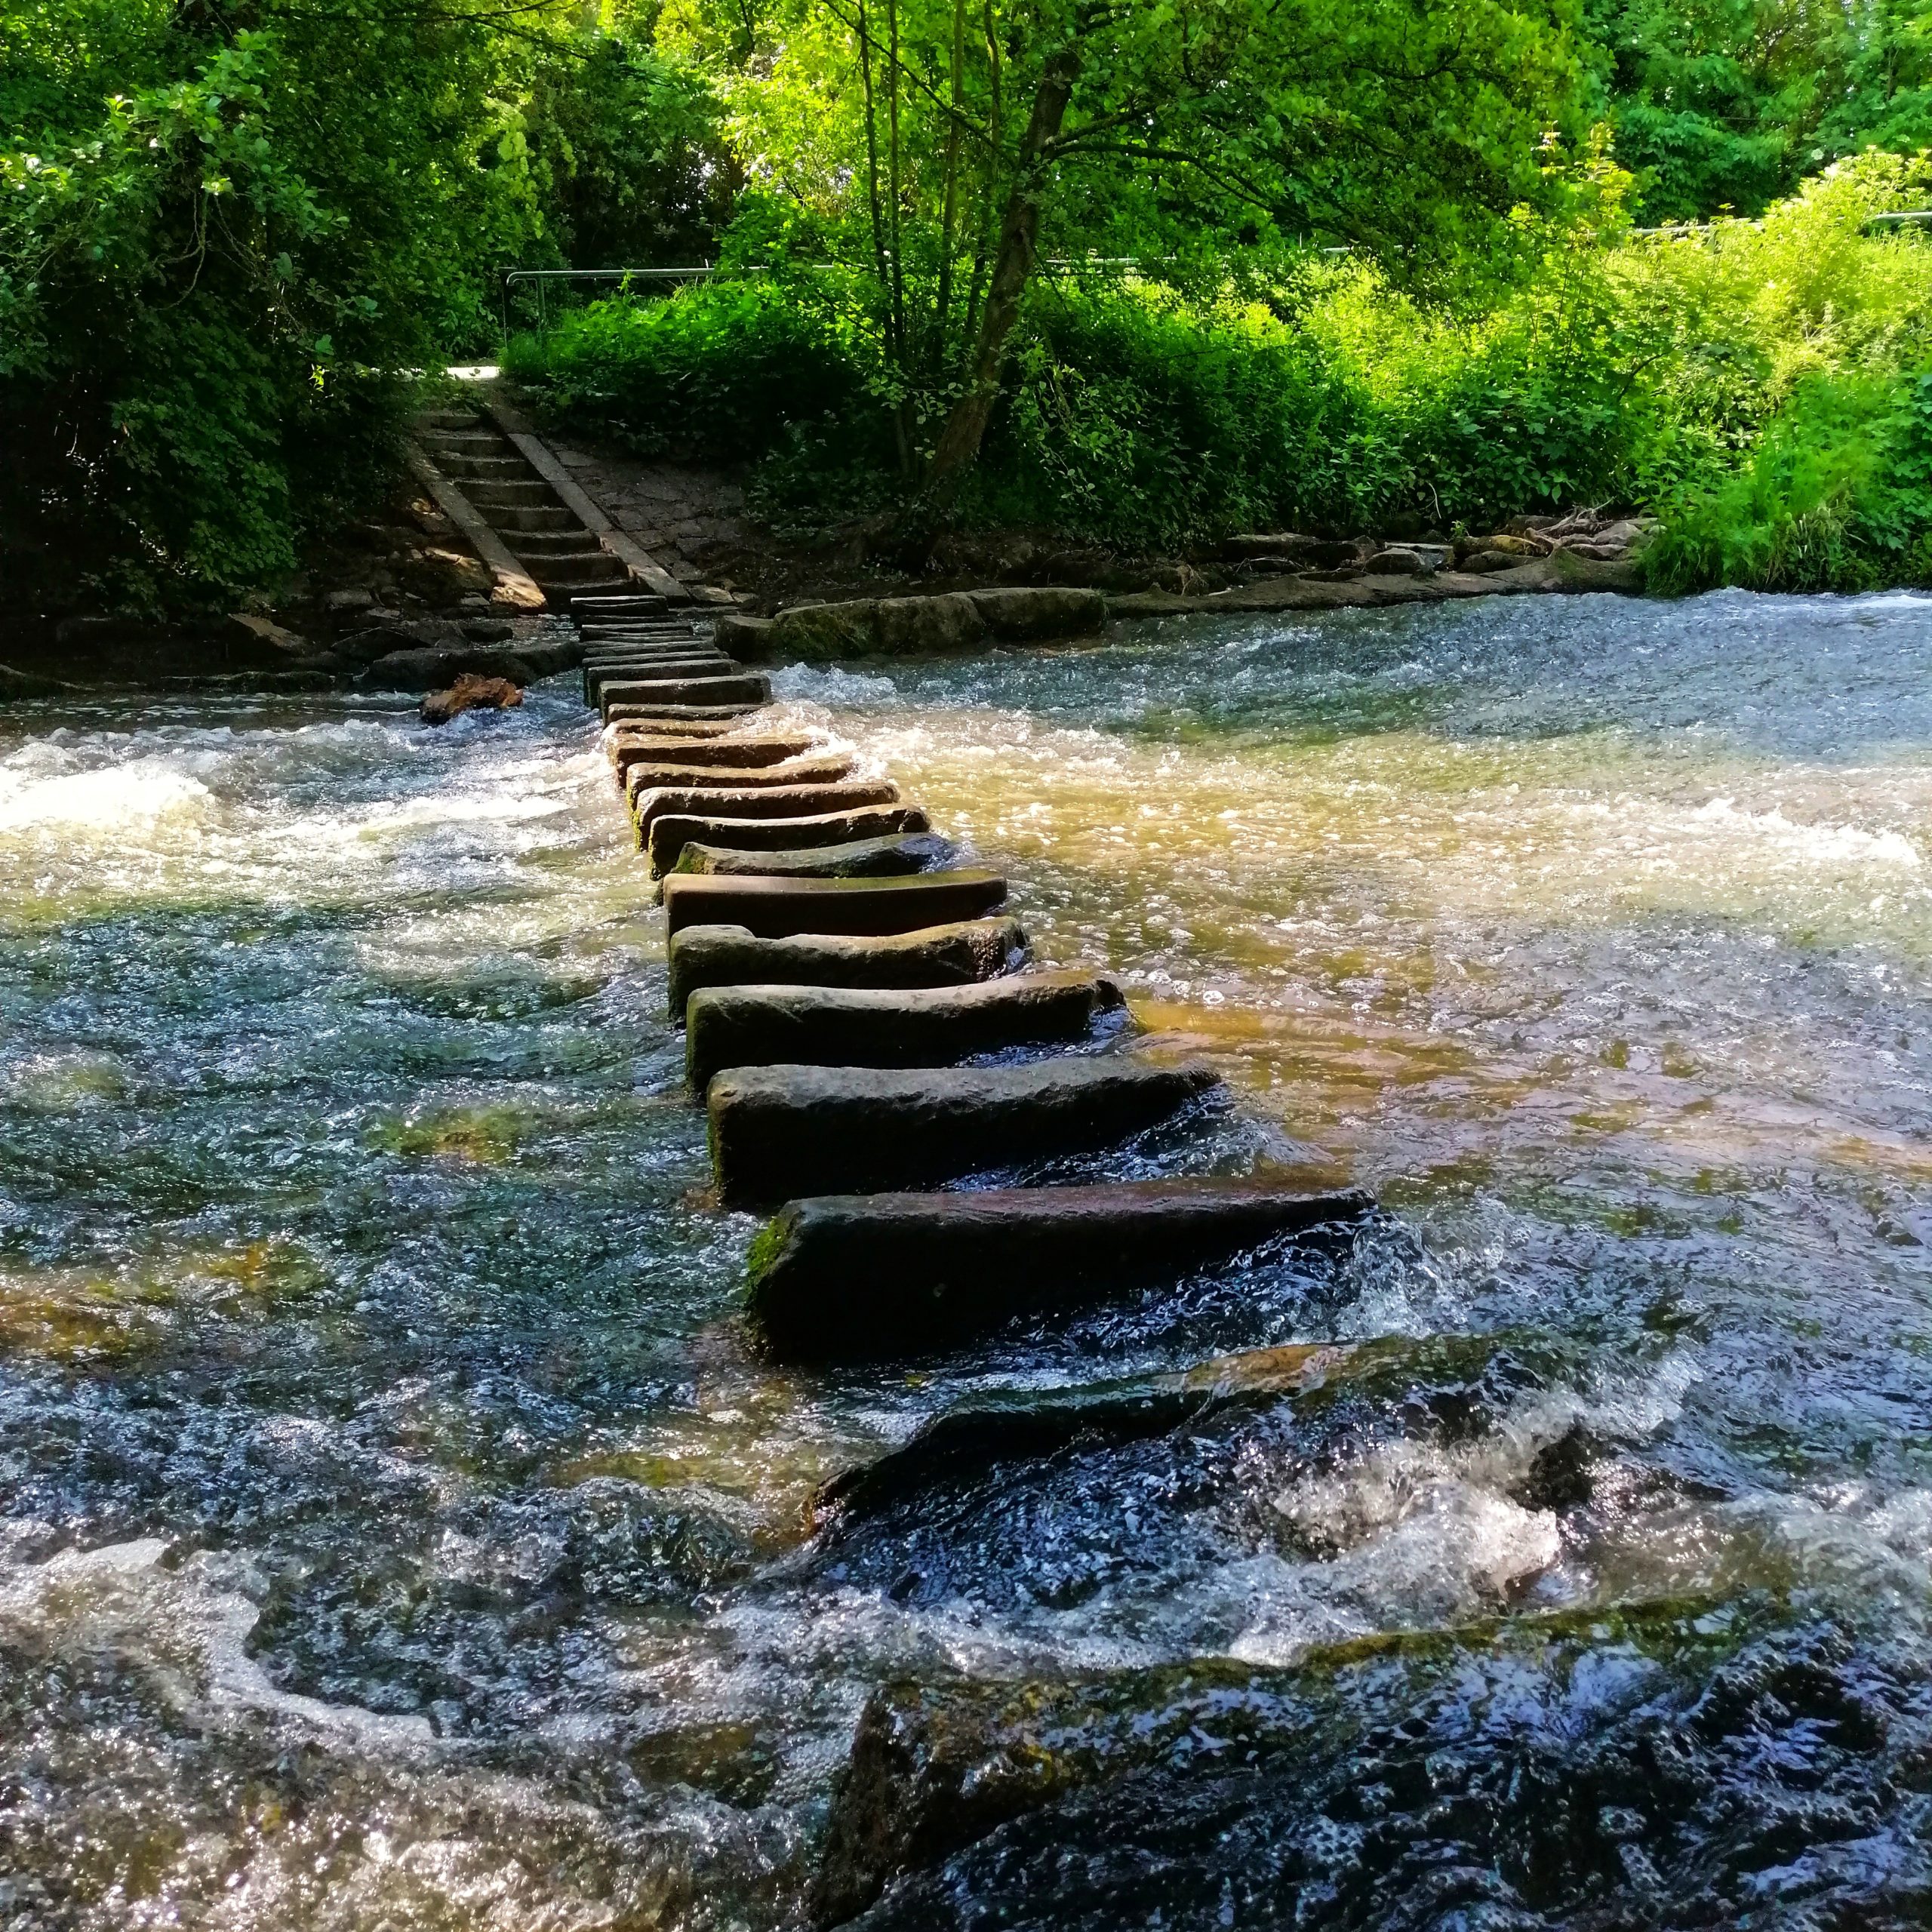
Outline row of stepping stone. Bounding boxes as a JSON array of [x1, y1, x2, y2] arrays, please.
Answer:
[[572, 589, 1370, 1360]]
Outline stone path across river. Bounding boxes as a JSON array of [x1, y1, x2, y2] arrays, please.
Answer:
[[571, 584, 1371, 1346], [568, 586, 1375, 1916]]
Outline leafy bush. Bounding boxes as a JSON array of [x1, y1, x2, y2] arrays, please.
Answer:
[[503, 272, 875, 463], [511, 152, 1932, 586]]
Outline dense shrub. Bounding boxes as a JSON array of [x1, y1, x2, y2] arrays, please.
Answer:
[[510, 151, 1932, 586], [503, 274, 874, 462]]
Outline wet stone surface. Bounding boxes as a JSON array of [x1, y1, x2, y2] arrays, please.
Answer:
[[3, 589, 1932, 1927]]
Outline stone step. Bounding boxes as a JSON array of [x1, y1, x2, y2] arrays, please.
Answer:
[[464, 479, 553, 508], [647, 803, 928, 875], [625, 752, 855, 804], [605, 702, 765, 728], [424, 430, 506, 454], [662, 866, 1004, 940], [587, 648, 736, 671], [687, 968, 1121, 1091], [749, 1178, 1374, 1359], [417, 410, 482, 431], [589, 659, 738, 703], [632, 780, 898, 842], [705, 1056, 1221, 1205], [580, 616, 702, 634], [512, 528, 612, 556], [440, 454, 531, 480], [582, 630, 710, 649], [601, 718, 749, 745], [673, 830, 955, 884], [490, 505, 577, 533], [599, 672, 771, 716], [604, 731, 822, 772], [584, 641, 727, 661], [530, 556, 628, 586], [667, 915, 1027, 1017], [572, 592, 669, 619]]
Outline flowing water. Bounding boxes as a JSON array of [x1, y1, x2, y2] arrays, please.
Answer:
[[2, 590, 1930, 1928]]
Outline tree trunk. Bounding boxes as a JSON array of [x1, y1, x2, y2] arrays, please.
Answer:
[[928, 42, 1080, 488]]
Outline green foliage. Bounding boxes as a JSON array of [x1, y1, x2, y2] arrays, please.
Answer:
[[1589, 0, 1932, 221], [0, 0, 730, 609], [510, 148, 1932, 580], [521, 26, 732, 272], [503, 272, 875, 460]]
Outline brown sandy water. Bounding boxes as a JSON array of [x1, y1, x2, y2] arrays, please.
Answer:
[[2, 590, 1930, 1927]]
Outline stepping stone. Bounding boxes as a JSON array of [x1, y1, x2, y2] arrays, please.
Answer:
[[672, 830, 955, 884], [571, 594, 669, 617], [663, 866, 1004, 939], [668, 915, 1028, 1017], [705, 1055, 1220, 1205], [630, 780, 901, 842], [586, 659, 736, 701], [623, 752, 854, 804], [687, 968, 1121, 1091], [605, 703, 762, 728], [748, 1177, 1373, 1358], [648, 803, 928, 875], [598, 672, 770, 716], [586, 650, 732, 666], [605, 731, 823, 774], [585, 647, 731, 665]]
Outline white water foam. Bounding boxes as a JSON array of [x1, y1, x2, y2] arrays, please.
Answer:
[[0, 755, 214, 834], [1687, 795, 1922, 869]]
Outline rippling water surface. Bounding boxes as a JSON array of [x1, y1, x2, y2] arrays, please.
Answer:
[[4, 591, 1931, 1928]]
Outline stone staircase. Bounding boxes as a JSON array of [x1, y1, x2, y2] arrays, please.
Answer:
[[415, 409, 631, 603]]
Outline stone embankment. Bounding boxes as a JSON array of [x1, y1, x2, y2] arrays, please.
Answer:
[[710, 516, 1648, 661], [552, 580, 1374, 1922]]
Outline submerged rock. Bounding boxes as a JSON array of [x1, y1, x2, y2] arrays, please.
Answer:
[[666, 915, 1029, 1018], [814, 1592, 1800, 1928]]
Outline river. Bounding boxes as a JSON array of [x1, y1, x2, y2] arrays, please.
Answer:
[[2, 589, 1929, 1927]]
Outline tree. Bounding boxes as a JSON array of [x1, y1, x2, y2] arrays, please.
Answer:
[[669, 0, 1585, 486]]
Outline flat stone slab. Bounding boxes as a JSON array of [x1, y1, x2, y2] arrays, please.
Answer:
[[586, 658, 736, 700], [687, 968, 1121, 1091], [675, 830, 954, 884], [598, 672, 770, 716], [648, 804, 928, 875], [663, 866, 1004, 939], [623, 751, 855, 803], [604, 704, 761, 728], [749, 1177, 1372, 1358], [605, 731, 823, 774], [667, 916, 1028, 1017], [705, 1055, 1220, 1204], [631, 780, 901, 841]]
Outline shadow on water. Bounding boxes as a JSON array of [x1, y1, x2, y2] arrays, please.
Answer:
[[3, 592, 1932, 1927]]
